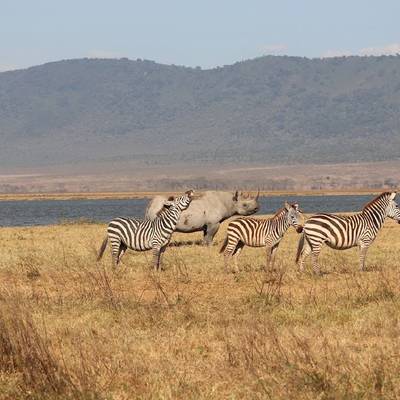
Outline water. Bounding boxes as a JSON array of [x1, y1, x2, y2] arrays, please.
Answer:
[[0, 194, 375, 227]]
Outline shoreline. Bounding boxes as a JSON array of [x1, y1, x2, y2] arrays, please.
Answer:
[[0, 189, 385, 202]]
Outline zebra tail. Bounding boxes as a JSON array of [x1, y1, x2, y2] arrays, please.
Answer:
[[97, 236, 108, 261], [219, 236, 228, 254], [295, 233, 305, 264]]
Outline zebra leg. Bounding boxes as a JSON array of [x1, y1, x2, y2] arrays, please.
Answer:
[[298, 240, 312, 272], [358, 244, 369, 271], [270, 243, 279, 271], [223, 238, 239, 273], [265, 246, 272, 272], [232, 242, 244, 273], [109, 237, 122, 266], [117, 243, 127, 265], [203, 223, 220, 246], [159, 246, 167, 270], [311, 246, 322, 275], [152, 247, 162, 271]]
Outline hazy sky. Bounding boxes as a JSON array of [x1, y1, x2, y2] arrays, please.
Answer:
[[1, 0, 400, 71]]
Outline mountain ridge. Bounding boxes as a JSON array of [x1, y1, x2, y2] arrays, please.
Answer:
[[1, 55, 400, 169]]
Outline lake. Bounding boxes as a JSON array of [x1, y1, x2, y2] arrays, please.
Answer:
[[0, 194, 376, 227]]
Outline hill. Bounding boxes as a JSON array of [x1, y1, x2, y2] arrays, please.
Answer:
[[1, 55, 400, 172]]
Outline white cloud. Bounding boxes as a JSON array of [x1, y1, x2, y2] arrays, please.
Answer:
[[260, 44, 288, 55], [0, 64, 18, 72], [321, 49, 352, 58], [359, 43, 400, 56], [86, 50, 125, 59], [322, 43, 400, 58]]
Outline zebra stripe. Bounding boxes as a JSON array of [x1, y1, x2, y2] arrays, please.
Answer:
[[296, 191, 400, 274], [97, 190, 194, 270], [220, 202, 303, 273]]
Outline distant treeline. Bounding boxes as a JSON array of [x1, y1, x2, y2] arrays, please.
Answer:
[[0, 176, 398, 194]]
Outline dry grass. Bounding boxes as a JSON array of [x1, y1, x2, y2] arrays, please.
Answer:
[[0, 189, 384, 202], [0, 218, 400, 399]]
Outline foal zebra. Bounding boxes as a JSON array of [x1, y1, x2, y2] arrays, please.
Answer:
[[97, 190, 194, 270], [296, 192, 400, 274], [220, 202, 303, 273]]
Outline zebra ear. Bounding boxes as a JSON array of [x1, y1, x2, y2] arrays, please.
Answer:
[[292, 203, 299, 210], [390, 192, 397, 200], [233, 191, 239, 202], [185, 190, 194, 198], [284, 201, 290, 210]]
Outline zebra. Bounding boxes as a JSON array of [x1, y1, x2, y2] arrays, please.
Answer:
[[97, 190, 194, 270], [220, 202, 303, 273], [296, 191, 400, 274]]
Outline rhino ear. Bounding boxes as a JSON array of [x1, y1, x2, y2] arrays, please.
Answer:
[[233, 190, 239, 202]]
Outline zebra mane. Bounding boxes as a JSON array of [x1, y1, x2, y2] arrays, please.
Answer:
[[362, 192, 391, 211], [272, 207, 287, 219], [155, 196, 175, 217]]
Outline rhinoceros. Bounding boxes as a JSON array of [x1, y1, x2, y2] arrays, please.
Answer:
[[145, 191, 260, 245]]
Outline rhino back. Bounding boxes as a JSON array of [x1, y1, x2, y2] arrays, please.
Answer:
[[145, 195, 169, 220], [175, 191, 235, 231]]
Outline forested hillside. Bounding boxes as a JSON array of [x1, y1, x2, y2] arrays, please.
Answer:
[[1, 55, 400, 169]]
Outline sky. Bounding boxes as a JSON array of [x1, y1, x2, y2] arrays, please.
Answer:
[[1, 0, 400, 71]]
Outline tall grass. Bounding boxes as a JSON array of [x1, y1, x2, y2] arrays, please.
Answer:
[[0, 299, 112, 399]]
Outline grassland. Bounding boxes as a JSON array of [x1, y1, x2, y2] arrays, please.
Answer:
[[1, 218, 400, 399]]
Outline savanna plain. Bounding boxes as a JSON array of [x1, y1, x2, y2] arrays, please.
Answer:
[[1, 216, 400, 399]]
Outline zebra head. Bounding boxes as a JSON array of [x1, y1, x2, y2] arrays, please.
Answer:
[[386, 192, 400, 223], [171, 190, 195, 211], [285, 202, 303, 233]]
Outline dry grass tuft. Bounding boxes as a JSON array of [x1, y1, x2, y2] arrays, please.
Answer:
[[0, 218, 400, 398], [0, 300, 108, 399]]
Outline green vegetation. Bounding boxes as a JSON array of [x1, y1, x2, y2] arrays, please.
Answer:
[[1, 56, 400, 169]]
